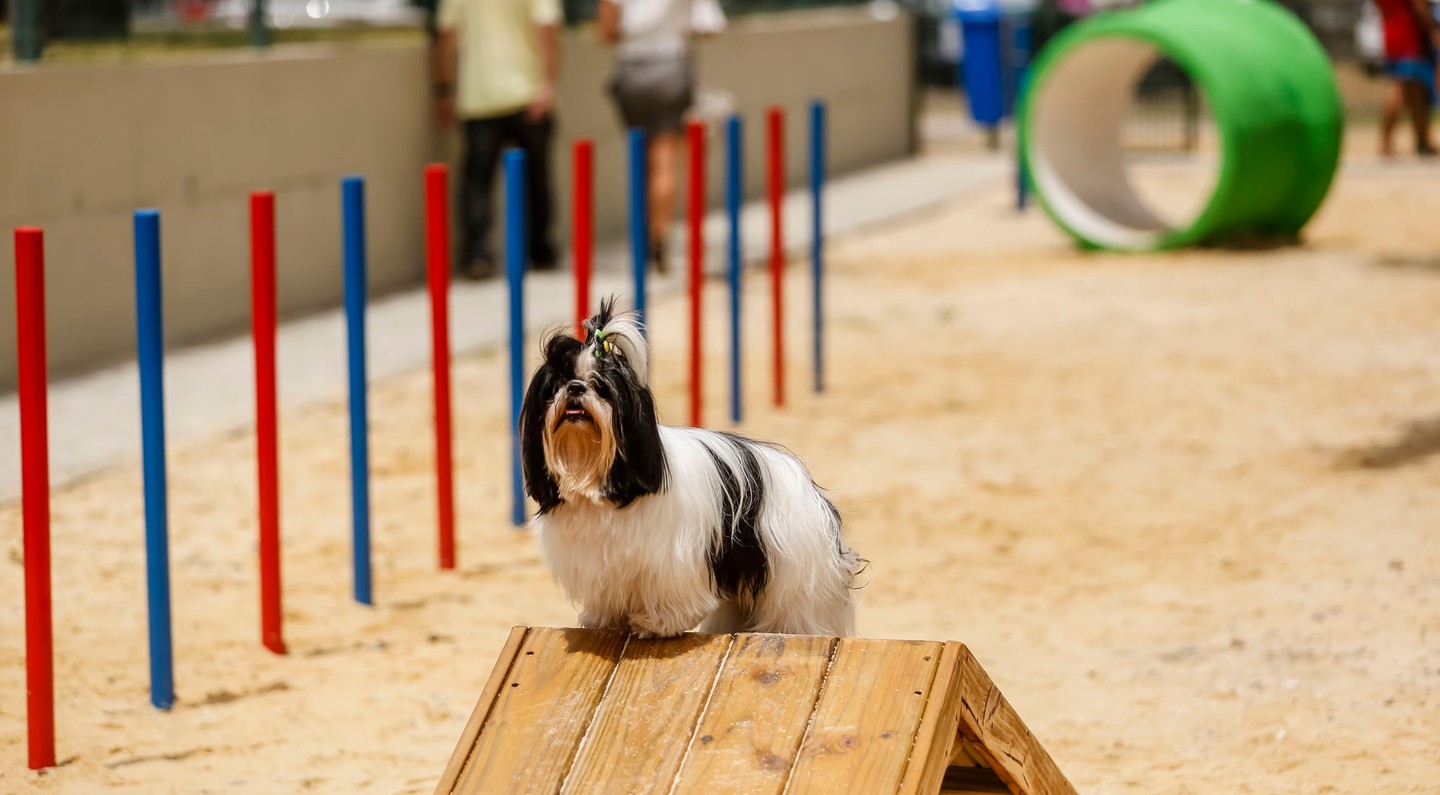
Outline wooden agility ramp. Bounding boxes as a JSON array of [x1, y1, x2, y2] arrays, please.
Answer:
[[436, 627, 1076, 795]]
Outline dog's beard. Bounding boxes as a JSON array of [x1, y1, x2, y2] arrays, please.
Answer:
[[542, 393, 617, 504]]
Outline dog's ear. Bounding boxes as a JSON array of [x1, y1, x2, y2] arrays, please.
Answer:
[[520, 336, 582, 515], [602, 368, 666, 508]]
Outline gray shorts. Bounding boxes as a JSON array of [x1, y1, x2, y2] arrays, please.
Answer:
[[608, 54, 695, 135]]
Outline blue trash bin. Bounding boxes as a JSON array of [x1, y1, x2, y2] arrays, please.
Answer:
[[954, 0, 1005, 130]]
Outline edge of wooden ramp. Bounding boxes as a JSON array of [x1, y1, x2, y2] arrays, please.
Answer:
[[435, 627, 1077, 795]]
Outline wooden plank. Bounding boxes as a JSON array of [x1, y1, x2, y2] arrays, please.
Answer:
[[450, 627, 628, 794], [896, 641, 967, 795], [951, 738, 990, 768], [671, 633, 837, 795], [955, 647, 1077, 795], [561, 633, 734, 794], [434, 626, 528, 795], [784, 638, 943, 794]]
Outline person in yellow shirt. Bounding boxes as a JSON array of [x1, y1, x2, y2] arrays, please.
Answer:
[[434, 0, 562, 279]]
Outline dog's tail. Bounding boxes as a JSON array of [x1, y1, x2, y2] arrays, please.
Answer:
[[584, 296, 649, 385]]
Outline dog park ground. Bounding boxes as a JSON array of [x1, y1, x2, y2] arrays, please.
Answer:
[[1, 144, 1438, 792]]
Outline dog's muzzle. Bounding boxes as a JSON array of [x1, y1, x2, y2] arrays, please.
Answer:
[[552, 385, 593, 429]]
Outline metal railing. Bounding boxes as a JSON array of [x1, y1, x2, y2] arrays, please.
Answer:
[[1125, 57, 1201, 153]]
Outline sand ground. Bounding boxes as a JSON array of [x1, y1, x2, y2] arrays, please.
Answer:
[[2, 152, 1438, 793]]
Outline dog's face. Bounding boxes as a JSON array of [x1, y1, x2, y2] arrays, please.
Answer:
[[519, 300, 665, 513]]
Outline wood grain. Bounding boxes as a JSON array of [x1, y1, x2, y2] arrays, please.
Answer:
[[438, 629, 1077, 795], [671, 633, 836, 794], [783, 637, 943, 793], [561, 633, 734, 795], [434, 626, 528, 795], [451, 627, 627, 795], [896, 641, 968, 795], [955, 646, 1077, 795]]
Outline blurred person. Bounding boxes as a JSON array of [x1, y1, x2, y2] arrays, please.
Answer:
[[433, 0, 561, 279], [1375, 0, 1438, 156], [598, 0, 725, 273]]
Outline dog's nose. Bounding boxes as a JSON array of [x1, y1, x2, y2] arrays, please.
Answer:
[[567, 380, 587, 397]]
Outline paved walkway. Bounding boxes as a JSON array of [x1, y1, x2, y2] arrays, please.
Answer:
[[0, 152, 1010, 501]]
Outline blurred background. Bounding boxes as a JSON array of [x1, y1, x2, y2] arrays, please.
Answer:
[[0, 0, 1419, 388]]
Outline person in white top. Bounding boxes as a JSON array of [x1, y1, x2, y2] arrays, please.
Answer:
[[433, 0, 562, 279], [598, 0, 725, 272]]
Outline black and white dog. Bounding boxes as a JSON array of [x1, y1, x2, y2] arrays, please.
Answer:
[[520, 299, 865, 638]]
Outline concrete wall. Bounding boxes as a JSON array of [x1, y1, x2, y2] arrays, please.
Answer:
[[547, 8, 917, 241], [0, 42, 433, 388], [0, 9, 915, 388]]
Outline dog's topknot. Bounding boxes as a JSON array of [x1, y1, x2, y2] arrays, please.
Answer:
[[583, 296, 649, 385]]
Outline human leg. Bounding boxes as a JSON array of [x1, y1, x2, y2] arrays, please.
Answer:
[[648, 131, 682, 272], [459, 116, 506, 276], [1402, 81, 1435, 153], [511, 111, 559, 269]]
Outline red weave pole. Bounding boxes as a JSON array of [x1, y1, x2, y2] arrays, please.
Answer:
[[688, 120, 706, 428], [425, 164, 457, 570], [767, 107, 786, 408], [574, 140, 594, 339], [15, 227, 55, 769], [249, 193, 286, 655]]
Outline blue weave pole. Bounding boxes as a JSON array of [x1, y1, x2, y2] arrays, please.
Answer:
[[133, 208, 174, 711], [506, 150, 528, 528], [628, 128, 648, 333], [809, 100, 826, 394], [342, 175, 373, 606], [726, 115, 743, 425]]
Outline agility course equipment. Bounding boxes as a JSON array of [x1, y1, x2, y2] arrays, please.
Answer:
[[1019, 0, 1342, 251], [506, 150, 528, 528], [573, 140, 595, 340], [688, 119, 707, 428], [134, 208, 176, 710], [435, 627, 1076, 794], [425, 166, 458, 570], [628, 129, 649, 332], [342, 176, 374, 604], [768, 107, 787, 408], [9, 101, 835, 764], [15, 227, 55, 769], [727, 116, 744, 425], [809, 99, 825, 395], [249, 191, 286, 654]]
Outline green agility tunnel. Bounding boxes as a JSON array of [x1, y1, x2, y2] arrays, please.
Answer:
[[1019, 0, 1344, 252]]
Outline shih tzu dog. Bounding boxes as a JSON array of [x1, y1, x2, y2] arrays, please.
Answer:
[[520, 298, 865, 638]]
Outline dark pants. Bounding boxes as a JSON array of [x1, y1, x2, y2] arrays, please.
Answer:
[[460, 110, 557, 268]]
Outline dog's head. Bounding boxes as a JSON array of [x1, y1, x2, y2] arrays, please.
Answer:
[[519, 297, 666, 513]]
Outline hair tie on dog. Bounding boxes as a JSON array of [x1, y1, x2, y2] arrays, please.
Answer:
[[593, 330, 616, 359]]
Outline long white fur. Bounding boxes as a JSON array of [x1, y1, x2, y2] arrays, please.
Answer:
[[530, 310, 861, 638]]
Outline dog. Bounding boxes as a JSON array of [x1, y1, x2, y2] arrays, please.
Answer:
[[519, 299, 865, 638]]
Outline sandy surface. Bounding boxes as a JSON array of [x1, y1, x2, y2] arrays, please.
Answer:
[[2, 153, 1439, 793]]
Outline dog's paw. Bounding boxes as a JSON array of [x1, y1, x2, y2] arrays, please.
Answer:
[[578, 611, 627, 631], [626, 613, 689, 639]]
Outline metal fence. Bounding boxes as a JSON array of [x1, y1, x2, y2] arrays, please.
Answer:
[[1125, 57, 1201, 153]]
